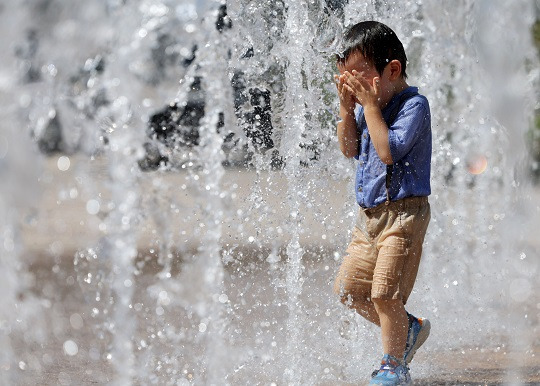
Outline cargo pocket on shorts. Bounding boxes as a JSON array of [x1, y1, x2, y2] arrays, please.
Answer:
[[397, 209, 415, 246]]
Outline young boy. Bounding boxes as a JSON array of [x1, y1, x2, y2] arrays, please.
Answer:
[[333, 21, 432, 385]]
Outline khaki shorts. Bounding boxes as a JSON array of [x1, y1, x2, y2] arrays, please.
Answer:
[[334, 196, 430, 304]]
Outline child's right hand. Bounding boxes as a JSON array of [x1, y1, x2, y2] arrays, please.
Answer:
[[334, 74, 356, 117]]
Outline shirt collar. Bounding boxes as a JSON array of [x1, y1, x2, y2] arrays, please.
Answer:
[[382, 86, 419, 116]]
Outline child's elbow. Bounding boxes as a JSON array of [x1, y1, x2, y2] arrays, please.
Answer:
[[379, 151, 394, 165], [340, 146, 358, 159]]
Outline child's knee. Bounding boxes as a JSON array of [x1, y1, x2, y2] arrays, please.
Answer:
[[334, 277, 371, 308]]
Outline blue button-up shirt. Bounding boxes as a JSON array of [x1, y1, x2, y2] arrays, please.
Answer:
[[354, 86, 431, 208]]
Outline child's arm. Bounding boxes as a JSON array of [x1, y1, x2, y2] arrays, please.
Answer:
[[362, 104, 393, 165], [335, 74, 359, 158], [342, 71, 393, 165]]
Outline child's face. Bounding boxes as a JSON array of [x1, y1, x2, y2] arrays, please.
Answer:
[[337, 51, 394, 107], [338, 51, 380, 82]]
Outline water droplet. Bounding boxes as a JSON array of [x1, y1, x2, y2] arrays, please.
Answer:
[[198, 323, 207, 333], [70, 314, 83, 330], [86, 199, 100, 215], [63, 340, 78, 356], [69, 188, 78, 199], [57, 156, 71, 171]]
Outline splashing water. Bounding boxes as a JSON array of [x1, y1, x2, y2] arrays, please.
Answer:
[[0, 0, 539, 384]]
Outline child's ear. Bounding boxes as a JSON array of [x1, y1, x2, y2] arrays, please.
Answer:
[[388, 59, 402, 80]]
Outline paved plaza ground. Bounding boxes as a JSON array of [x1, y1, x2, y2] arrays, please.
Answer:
[[7, 156, 540, 385]]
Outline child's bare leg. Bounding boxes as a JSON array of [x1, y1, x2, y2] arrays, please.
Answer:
[[334, 275, 381, 325], [372, 298, 408, 359]]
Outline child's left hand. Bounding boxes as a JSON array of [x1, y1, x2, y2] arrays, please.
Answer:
[[343, 70, 381, 109]]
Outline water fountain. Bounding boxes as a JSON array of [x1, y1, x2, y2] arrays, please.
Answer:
[[0, 0, 539, 384]]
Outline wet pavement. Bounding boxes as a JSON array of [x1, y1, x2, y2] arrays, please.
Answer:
[[7, 247, 540, 386], [6, 156, 540, 385]]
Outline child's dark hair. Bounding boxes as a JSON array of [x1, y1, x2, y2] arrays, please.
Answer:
[[337, 21, 407, 79]]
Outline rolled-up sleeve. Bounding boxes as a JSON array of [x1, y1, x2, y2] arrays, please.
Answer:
[[388, 101, 429, 163]]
